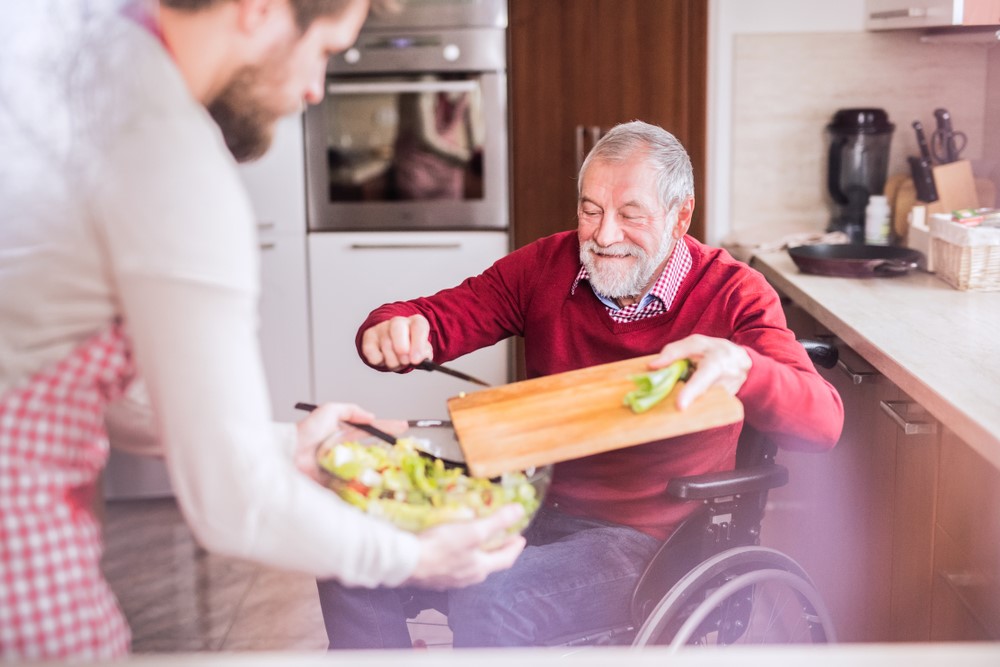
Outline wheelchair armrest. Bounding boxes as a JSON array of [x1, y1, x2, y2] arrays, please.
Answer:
[[666, 463, 788, 500]]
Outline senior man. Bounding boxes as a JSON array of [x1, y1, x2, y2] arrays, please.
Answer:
[[317, 120, 844, 648]]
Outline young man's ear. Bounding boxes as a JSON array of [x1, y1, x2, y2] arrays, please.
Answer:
[[671, 197, 695, 239], [234, 0, 287, 35]]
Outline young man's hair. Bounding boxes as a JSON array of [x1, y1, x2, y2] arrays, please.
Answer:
[[161, 0, 360, 33]]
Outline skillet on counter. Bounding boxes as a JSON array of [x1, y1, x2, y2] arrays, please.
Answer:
[[787, 244, 925, 278]]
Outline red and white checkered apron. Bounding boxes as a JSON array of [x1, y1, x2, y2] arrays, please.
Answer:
[[1, 322, 135, 659]]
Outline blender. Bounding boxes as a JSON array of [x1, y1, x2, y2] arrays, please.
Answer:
[[826, 108, 895, 244]]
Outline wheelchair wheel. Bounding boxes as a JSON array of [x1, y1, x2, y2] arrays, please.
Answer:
[[631, 546, 835, 649]]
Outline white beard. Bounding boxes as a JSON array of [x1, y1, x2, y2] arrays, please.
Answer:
[[579, 236, 673, 300]]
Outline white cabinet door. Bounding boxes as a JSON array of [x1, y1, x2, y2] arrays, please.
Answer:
[[237, 112, 312, 421], [309, 231, 511, 420], [238, 114, 307, 235], [259, 234, 313, 422]]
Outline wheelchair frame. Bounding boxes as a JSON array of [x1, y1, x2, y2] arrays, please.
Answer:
[[404, 341, 839, 649]]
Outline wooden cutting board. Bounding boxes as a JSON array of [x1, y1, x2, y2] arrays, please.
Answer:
[[447, 355, 744, 478]]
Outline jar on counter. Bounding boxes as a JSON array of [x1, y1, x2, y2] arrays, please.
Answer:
[[865, 195, 891, 246]]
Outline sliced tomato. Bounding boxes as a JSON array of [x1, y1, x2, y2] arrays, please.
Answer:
[[346, 480, 372, 497]]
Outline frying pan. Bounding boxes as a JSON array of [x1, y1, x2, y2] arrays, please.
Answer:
[[787, 244, 924, 278]]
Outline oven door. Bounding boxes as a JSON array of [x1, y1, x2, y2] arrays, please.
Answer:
[[305, 72, 508, 231], [363, 0, 507, 30]]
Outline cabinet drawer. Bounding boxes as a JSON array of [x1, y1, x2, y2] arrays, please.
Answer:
[[932, 429, 1000, 639]]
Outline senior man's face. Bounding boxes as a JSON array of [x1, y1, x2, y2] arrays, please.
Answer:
[[210, 0, 368, 162], [577, 155, 681, 301]]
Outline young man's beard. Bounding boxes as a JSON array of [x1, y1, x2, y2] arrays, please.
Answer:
[[208, 69, 280, 163]]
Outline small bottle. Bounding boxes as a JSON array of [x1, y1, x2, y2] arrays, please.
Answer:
[[865, 195, 891, 245]]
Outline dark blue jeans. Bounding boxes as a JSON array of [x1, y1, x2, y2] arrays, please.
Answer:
[[316, 506, 663, 648]]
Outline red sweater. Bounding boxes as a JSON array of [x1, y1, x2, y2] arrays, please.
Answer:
[[358, 233, 843, 540]]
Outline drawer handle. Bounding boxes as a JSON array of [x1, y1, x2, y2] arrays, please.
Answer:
[[257, 221, 276, 231], [349, 243, 461, 250], [879, 400, 937, 436], [836, 358, 878, 385], [869, 8, 928, 20], [259, 242, 276, 251]]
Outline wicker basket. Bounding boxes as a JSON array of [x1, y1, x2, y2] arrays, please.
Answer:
[[930, 216, 1000, 291]]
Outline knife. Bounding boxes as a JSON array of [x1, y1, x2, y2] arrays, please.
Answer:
[[415, 360, 492, 387], [909, 121, 939, 203], [913, 120, 934, 164]]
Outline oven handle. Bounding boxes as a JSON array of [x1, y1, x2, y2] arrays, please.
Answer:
[[327, 80, 478, 96]]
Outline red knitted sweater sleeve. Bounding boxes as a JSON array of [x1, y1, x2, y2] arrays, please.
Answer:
[[728, 267, 844, 451]]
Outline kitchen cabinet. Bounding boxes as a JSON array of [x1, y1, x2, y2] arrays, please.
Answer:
[[930, 426, 1000, 640], [763, 302, 938, 643], [866, 0, 1000, 29], [308, 230, 511, 420], [240, 114, 313, 422], [237, 115, 308, 236], [257, 234, 313, 422], [748, 249, 1000, 642], [507, 0, 708, 249]]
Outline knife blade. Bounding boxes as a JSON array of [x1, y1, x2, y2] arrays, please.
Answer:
[[415, 360, 492, 387], [407, 419, 453, 428]]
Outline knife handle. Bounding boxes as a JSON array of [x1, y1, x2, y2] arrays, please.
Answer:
[[933, 108, 953, 133], [912, 120, 933, 164], [908, 156, 939, 203]]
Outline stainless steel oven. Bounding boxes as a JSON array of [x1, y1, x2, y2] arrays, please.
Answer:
[[305, 1, 513, 418], [304, 6, 508, 231]]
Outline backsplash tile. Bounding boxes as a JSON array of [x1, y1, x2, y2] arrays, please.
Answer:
[[731, 31, 989, 242]]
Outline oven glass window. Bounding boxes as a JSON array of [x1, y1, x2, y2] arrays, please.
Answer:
[[323, 74, 486, 203]]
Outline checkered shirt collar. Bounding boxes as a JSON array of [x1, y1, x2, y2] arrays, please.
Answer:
[[572, 238, 692, 323]]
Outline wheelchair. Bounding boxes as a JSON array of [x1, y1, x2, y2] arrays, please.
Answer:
[[401, 340, 840, 650]]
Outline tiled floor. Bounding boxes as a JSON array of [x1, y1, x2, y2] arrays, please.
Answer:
[[100, 497, 453, 653]]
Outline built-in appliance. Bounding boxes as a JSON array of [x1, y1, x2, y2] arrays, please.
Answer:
[[306, 0, 512, 420], [304, 0, 508, 231], [826, 108, 895, 244]]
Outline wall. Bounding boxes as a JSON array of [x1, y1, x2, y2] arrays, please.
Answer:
[[988, 48, 1000, 161], [707, 0, 998, 246], [730, 32, 988, 243], [707, 0, 866, 244]]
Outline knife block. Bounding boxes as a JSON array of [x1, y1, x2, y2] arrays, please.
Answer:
[[929, 160, 979, 215], [889, 161, 995, 242]]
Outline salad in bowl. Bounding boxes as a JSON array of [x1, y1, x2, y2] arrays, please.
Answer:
[[316, 435, 550, 533]]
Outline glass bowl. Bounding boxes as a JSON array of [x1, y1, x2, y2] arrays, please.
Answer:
[[316, 427, 551, 534]]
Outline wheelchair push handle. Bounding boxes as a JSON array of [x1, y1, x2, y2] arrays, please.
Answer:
[[798, 339, 838, 369]]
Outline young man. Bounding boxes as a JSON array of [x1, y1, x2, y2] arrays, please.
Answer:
[[0, 0, 523, 659], [317, 121, 845, 648]]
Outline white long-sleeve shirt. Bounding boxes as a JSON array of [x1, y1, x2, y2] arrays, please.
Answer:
[[0, 7, 418, 586]]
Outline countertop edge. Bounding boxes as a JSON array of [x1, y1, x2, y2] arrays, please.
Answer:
[[750, 252, 1000, 471]]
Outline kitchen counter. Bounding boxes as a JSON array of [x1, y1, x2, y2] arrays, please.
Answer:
[[30, 643, 1000, 666], [750, 250, 1000, 471]]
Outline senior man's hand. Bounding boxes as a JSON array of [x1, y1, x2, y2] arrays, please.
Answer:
[[649, 334, 752, 410], [360, 314, 434, 370]]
